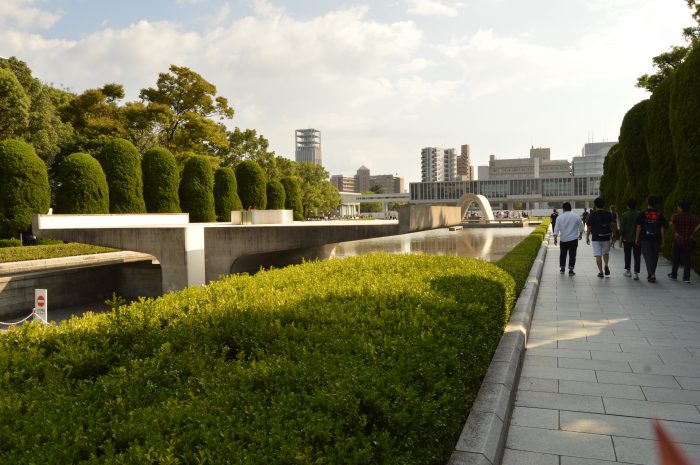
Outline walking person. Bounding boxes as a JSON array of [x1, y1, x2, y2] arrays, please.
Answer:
[[586, 197, 615, 278], [668, 200, 700, 283], [550, 208, 559, 232], [610, 205, 619, 249], [552, 202, 584, 275], [581, 207, 590, 233], [635, 195, 667, 283], [619, 198, 642, 280]]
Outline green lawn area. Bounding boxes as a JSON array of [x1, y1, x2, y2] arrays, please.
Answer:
[[0, 242, 116, 263]]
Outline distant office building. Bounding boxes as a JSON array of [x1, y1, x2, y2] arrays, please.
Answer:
[[421, 147, 457, 182], [330, 174, 357, 193], [457, 144, 474, 181], [572, 141, 617, 177], [371, 174, 404, 194], [477, 146, 571, 180], [295, 129, 322, 165], [356, 165, 371, 193]]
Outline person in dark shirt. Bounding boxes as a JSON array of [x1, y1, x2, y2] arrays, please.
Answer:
[[586, 197, 615, 278], [619, 198, 641, 280], [550, 208, 558, 231], [635, 195, 667, 283], [668, 200, 700, 283]]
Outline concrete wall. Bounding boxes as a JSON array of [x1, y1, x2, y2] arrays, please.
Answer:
[[0, 259, 161, 319], [397, 204, 462, 234]]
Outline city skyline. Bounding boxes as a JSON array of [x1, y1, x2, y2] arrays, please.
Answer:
[[0, 0, 693, 182]]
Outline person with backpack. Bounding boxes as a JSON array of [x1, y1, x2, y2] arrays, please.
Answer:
[[550, 208, 559, 232], [635, 195, 667, 283], [619, 198, 641, 280], [586, 197, 615, 278], [668, 200, 700, 283]]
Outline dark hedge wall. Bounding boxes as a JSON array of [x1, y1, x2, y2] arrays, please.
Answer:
[[142, 147, 181, 213], [179, 155, 216, 223], [54, 152, 109, 214], [95, 138, 146, 213], [0, 139, 50, 238], [619, 100, 650, 205], [280, 176, 304, 221], [645, 78, 676, 205]]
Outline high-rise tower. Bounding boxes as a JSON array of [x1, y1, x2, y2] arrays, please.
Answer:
[[295, 129, 322, 166]]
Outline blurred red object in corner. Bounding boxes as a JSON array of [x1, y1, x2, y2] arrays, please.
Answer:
[[655, 419, 695, 465]]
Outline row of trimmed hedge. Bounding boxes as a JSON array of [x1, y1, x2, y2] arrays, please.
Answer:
[[0, 225, 547, 464], [0, 243, 116, 263]]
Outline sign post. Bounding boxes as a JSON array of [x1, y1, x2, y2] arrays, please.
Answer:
[[34, 289, 48, 324]]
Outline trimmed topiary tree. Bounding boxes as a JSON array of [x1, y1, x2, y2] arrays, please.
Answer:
[[266, 180, 286, 210], [280, 176, 304, 221], [54, 152, 109, 214], [0, 139, 50, 238], [179, 155, 216, 222], [142, 147, 181, 213], [599, 144, 617, 206], [235, 160, 267, 210], [619, 100, 650, 205], [214, 167, 243, 222], [95, 138, 146, 213]]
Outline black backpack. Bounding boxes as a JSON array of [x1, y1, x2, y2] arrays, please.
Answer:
[[593, 211, 612, 238], [641, 210, 661, 237]]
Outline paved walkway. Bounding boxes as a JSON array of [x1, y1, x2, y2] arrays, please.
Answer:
[[503, 240, 700, 465]]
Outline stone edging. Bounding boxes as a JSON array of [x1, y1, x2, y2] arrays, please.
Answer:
[[447, 233, 550, 465]]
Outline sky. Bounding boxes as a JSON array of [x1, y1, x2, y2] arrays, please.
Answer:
[[0, 0, 694, 183]]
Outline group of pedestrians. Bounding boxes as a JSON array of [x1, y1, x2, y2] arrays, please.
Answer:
[[551, 196, 700, 283]]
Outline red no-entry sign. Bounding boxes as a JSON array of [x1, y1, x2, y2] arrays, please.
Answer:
[[34, 289, 48, 323], [37, 296, 45, 308]]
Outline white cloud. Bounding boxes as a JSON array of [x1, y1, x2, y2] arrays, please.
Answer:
[[0, 0, 61, 30], [406, 0, 459, 17]]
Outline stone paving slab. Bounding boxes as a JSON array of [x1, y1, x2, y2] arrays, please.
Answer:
[[502, 238, 700, 464]]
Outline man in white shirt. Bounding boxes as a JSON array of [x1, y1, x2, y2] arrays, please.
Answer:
[[553, 202, 585, 275]]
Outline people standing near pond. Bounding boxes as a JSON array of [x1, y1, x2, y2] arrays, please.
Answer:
[[619, 198, 641, 280], [635, 195, 667, 283], [586, 197, 615, 278], [552, 202, 584, 275], [550, 208, 558, 232], [610, 205, 619, 249], [668, 200, 700, 283]]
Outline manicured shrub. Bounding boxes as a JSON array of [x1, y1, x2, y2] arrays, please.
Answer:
[[0, 238, 21, 248], [179, 155, 216, 222], [0, 139, 50, 239], [95, 138, 146, 213], [280, 176, 303, 221], [142, 147, 181, 213], [645, 78, 676, 206], [497, 219, 549, 294], [0, 251, 521, 465], [0, 243, 114, 263], [213, 167, 243, 221], [613, 145, 629, 211], [53, 152, 109, 214], [619, 100, 650, 205], [235, 160, 267, 210], [265, 180, 286, 210]]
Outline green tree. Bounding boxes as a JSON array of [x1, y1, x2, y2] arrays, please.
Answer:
[[54, 152, 109, 214], [214, 167, 243, 221], [179, 155, 216, 222], [645, 78, 676, 204], [235, 160, 267, 210], [266, 180, 286, 210], [619, 100, 650, 204], [59, 84, 127, 148], [296, 162, 337, 217], [142, 147, 181, 213], [139, 65, 234, 155], [95, 138, 146, 213], [220, 127, 280, 180], [0, 68, 30, 141], [280, 176, 303, 221], [369, 183, 385, 194], [0, 140, 51, 238]]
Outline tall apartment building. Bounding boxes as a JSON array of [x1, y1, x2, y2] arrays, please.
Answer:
[[457, 144, 474, 181], [295, 129, 322, 165], [421, 147, 457, 182], [330, 175, 357, 193]]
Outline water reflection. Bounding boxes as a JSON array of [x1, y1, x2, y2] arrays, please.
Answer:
[[334, 227, 533, 262]]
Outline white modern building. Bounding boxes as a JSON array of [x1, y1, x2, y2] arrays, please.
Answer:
[[295, 129, 322, 165], [572, 141, 617, 177]]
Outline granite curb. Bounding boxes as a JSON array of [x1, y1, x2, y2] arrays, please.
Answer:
[[447, 232, 550, 465]]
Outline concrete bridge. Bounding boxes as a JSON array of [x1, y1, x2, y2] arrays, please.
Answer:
[[33, 205, 461, 294]]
